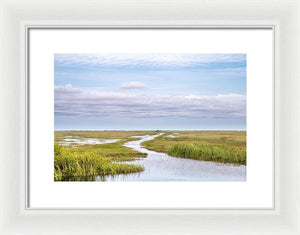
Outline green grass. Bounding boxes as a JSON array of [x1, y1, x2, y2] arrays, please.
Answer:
[[142, 131, 246, 165], [54, 131, 160, 162], [54, 131, 159, 181], [54, 143, 144, 181], [54, 130, 246, 181], [167, 142, 246, 165], [55, 130, 158, 143], [72, 140, 147, 162]]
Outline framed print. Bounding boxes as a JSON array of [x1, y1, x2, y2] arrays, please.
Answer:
[[1, 0, 300, 235], [27, 28, 272, 209]]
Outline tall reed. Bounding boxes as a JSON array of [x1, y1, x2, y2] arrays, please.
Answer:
[[167, 142, 246, 165], [54, 143, 144, 181]]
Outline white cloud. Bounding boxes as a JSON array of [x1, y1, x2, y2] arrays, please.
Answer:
[[55, 85, 246, 119], [65, 83, 72, 88], [120, 82, 148, 90], [54, 53, 246, 69]]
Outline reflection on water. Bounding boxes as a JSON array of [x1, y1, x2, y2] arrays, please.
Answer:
[[61, 174, 137, 182], [61, 175, 96, 181], [61, 174, 143, 182]]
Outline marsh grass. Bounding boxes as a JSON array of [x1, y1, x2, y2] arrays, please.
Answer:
[[54, 130, 246, 181], [55, 130, 158, 143], [54, 143, 144, 181], [55, 131, 153, 161], [74, 140, 147, 161], [142, 131, 246, 165], [167, 142, 246, 165]]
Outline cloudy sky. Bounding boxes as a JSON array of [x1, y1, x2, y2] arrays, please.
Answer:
[[54, 54, 246, 130]]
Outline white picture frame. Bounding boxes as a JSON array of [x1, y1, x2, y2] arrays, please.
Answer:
[[0, 0, 299, 234]]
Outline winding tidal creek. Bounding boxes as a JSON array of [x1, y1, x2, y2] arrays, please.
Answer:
[[96, 134, 246, 182]]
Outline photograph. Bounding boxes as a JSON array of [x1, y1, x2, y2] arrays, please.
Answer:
[[54, 53, 247, 182]]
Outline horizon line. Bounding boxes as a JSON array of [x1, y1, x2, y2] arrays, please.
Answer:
[[54, 129, 246, 131]]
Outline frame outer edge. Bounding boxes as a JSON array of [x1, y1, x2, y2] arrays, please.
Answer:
[[1, 0, 300, 234]]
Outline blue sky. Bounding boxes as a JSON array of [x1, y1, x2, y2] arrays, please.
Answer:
[[54, 54, 246, 130]]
